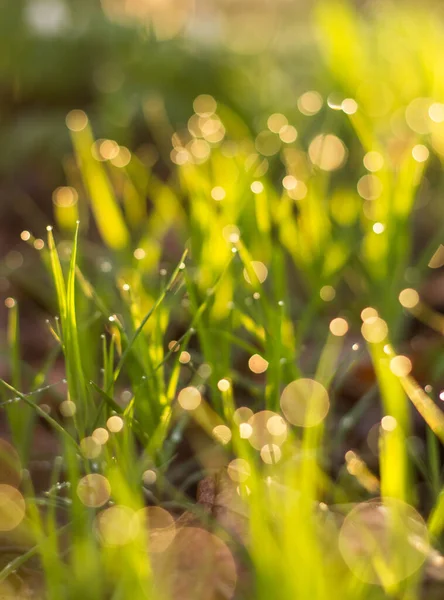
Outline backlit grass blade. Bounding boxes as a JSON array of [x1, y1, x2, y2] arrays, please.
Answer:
[[67, 111, 129, 251], [47, 224, 89, 430], [66, 222, 89, 421], [112, 248, 188, 384], [401, 376, 444, 444], [47, 226, 67, 325], [7, 300, 21, 390], [370, 343, 411, 503]]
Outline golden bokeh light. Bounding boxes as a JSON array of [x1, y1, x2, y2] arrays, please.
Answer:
[[98, 139, 119, 160], [211, 186, 226, 201], [233, 406, 253, 425], [361, 307, 378, 322], [412, 144, 429, 163], [223, 224, 240, 243], [361, 317, 388, 344], [66, 109, 88, 132], [248, 353, 269, 374], [267, 113, 288, 133], [107, 415, 124, 433], [255, 130, 281, 156], [59, 400, 76, 417], [170, 148, 190, 165], [77, 474, 111, 508], [405, 97, 431, 134], [308, 134, 347, 171], [381, 415, 398, 432], [133, 506, 175, 553], [92, 428, 109, 445], [250, 181, 264, 194], [357, 174, 383, 200], [429, 102, 444, 123], [320, 285, 336, 301], [282, 175, 297, 190], [253, 160, 268, 178], [80, 436, 102, 459], [179, 351, 191, 364], [280, 379, 329, 428], [189, 139, 210, 161], [287, 181, 307, 200], [342, 98, 358, 115], [110, 146, 131, 168], [363, 151, 384, 172], [193, 94, 217, 117], [279, 125, 298, 143], [243, 261, 268, 285], [161, 527, 237, 600], [177, 386, 202, 410], [260, 444, 282, 464], [142, 469, 157, 485], [239, 423, 253, 439], [372, 222, 385, 234], [329, 317, 349, 337], [339, 499, 428, 585], [227, 458, 251, 482], [217, 379, 231, 392], [96, 505, 137, 547], [297, 91, 323, 116], [52, 186, 78, 207], [266, 415, 287, 437], [168, 340, 180, 353], [399, 288, 419, 308], [200, 116, 225, 143], [390, 355, 412, 377], [0, 485, 26, 531], [212, 425, 232, 445], [247, 410, 288, 449]]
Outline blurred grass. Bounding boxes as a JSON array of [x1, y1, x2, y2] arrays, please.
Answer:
[[2, 0, 444, 599]]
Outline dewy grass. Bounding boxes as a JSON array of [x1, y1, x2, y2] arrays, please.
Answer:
[[3, 2, 444, 599]]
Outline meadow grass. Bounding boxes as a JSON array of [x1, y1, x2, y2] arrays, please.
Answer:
[[2, 2, 444, 599]]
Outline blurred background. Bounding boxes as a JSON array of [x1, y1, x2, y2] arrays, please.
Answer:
[[0, 0, 317, 347], [5, 4, 444, 597], [2, 0, 444, 390]]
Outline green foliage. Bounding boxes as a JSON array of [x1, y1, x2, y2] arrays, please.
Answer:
[[3, 1, 444, 599]]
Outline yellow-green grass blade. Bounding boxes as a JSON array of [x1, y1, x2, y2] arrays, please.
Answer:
[[66, 222, 89, 424], [370, 343, 411, 503], [47, 226, 67, 326], [68, 114, 129, 251], [112, 248, 188, 385]]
